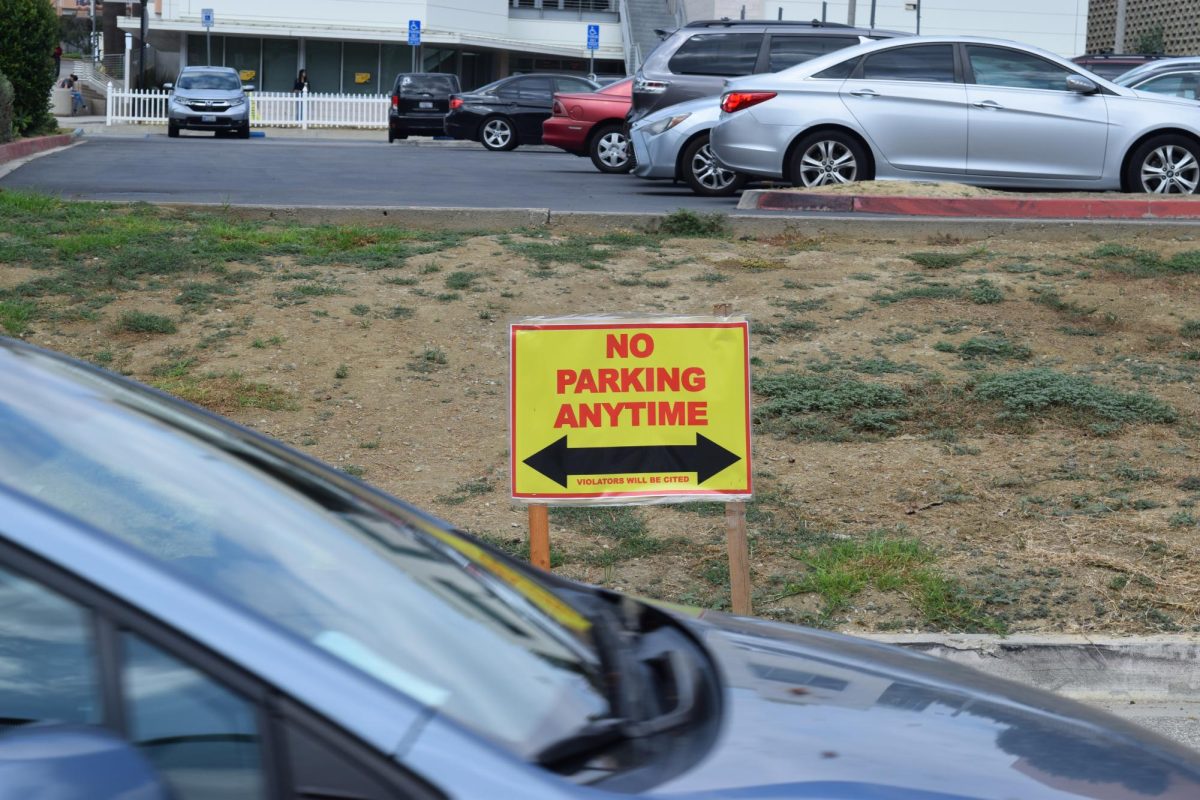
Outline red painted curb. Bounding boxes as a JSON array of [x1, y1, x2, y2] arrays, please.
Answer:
[[753, 190, 1200, 219], [0, 134, 75, 165]]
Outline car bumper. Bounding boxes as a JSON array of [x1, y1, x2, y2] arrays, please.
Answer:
[[709, 111, 789, 180], [442, 113, 476, 141], [630, 125, 680, 180], [541, 117, 588, 155], [390, 113, 448, 136], [168, 106, 247, 130]]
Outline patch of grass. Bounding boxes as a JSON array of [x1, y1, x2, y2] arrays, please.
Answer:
[[754, 372, 909, 439], [657, 209, 727, 237], [1180, 320, 1200, 339], [778, 534, 1005, 633], [1031, 287, 1095, 318], [1084, 243, 1200, 277], [955, 335, 1032, 362], [870, 284, 962, 306], [551, 506, 667, 566], [350, 304, 370, 317], [273, 282, 345, 305], [0, 300, 36, 336], [445, 271, 480, 290], [408, 347, 448, 373], [151, 373, 295, 413], [175, 282, 236, 310], [334, 363, 349, 380], [437, 477, 493, 505], [387, 305, 414, 320], [904, 250, 982, 269], [693, 271, 729, 284], [969, 279, 1003, 305], [971, 368, 1177, 430], [117, 311, 177, 334]]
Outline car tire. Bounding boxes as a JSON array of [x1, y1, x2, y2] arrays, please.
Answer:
[[788, 130, 871, 188], [388, 130, 396, 143], [1124, 134, 1200, 194], [682, 134, 747, 197], [167, 123, 179, 138], [589, 123, 633, 173], [480, 116, 518, 151], [238, 123, 250, 140]]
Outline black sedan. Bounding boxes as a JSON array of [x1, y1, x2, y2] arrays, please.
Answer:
[[444, 73, 599, 151]]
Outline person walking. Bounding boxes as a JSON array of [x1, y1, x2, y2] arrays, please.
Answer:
[[53, 45, 63, 78]]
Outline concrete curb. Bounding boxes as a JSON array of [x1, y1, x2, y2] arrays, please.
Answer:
[[864, 634, 1200, 701], [0, 133, 77, 165], [740, 188, 1200, 220], [139, 202, 1200, 240]]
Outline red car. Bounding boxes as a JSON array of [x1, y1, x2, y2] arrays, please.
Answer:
[[542, 77, 633, 173]]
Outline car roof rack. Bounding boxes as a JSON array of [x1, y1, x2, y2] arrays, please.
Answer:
[[685, 18, 856, 29]]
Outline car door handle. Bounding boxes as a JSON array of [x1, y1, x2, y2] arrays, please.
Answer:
[[848, 89, 879, 97], [972, 100, 1004, 109]]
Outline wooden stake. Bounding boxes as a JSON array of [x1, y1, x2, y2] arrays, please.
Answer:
[[528, 503, 551, 570], [725, 501, 752, 615]]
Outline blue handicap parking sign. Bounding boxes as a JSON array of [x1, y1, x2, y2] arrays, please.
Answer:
[[587, 24, 599, 50], [201, 8, 214, 28], [408, 19, 421, 46]]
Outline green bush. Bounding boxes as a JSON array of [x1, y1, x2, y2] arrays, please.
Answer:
[[0, 70, 13, 144], [973, 368, 1176, 427], [117, 311, 177, 334], [0, 0, 57, 136]]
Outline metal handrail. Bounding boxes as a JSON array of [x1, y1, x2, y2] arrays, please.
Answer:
[[618, 0, 639, 73]]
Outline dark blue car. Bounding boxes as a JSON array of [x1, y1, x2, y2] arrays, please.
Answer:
[[1, 336, 1198, 799]]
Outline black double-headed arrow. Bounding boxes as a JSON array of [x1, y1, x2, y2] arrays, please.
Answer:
[[523, 434, 741, 488]]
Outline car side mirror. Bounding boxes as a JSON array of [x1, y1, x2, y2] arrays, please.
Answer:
[[243, 84, 255, 92], [0, 724, 171, 800], [162, 82, 173, 90], [1066, 75, 1098, 94]]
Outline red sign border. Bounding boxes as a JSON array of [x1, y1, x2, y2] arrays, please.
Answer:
[[510, 320, 753, 501]]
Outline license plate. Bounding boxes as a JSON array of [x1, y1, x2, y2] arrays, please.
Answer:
[[419, 102, 433, 109], [201, 114, 216, 123]]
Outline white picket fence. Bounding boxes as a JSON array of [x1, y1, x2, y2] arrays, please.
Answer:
[[106, 85, 389, 129]]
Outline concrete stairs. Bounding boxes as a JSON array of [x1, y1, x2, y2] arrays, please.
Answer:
[[624, 0, 679, 70]]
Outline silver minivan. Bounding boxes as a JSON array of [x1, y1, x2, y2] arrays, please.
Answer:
[[165, 66, 252, 139]]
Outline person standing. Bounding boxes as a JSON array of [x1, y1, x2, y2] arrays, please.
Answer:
[[293, 69, 309, 121], [53, 45, 63, 78]]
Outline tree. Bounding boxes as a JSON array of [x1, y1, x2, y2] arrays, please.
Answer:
[[59, 16, 93, 55], [0, 0, 58, 136], [1135, 26, 1166, 55]]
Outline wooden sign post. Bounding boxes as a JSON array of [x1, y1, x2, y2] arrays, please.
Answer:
[[528, 503, 550, 570]]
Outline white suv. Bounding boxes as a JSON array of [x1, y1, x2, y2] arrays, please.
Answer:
[[165, 67, 252, 139]]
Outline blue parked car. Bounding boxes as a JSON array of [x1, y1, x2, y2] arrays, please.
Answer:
[[1, 336, 1199, 800]]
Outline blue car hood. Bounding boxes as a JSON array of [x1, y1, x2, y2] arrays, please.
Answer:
[[647, 613, 1200, 800]]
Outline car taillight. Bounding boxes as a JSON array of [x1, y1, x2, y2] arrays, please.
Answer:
[[552, 99, 566, 116], [449, 97, 463, 110], [391, 94, 398, 109], [721, 91, 777, 113]]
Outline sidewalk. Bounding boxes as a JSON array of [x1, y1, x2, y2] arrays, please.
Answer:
[[56, 116, 523, 147]]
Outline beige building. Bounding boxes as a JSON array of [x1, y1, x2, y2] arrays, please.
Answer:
[[1087, 0, 1200, 54]]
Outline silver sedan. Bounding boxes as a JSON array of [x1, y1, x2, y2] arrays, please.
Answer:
[[710, 36, 1200, 194], [629, 97, 747, 197]]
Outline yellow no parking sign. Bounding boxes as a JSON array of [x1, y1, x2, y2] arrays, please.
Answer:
[[510, 317, 752, 502]]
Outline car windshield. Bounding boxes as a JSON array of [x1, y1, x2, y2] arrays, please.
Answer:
[[398, 74, 459, 93], [0, 345, 611, 760], [177, 72, 241, 91]]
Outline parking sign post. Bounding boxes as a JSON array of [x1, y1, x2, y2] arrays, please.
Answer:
[[201, 8, 214, 65], [408, 20, 421, 72], [586, 24, 599, 81]]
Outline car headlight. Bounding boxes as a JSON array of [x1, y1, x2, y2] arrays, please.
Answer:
[[228, 97, 246, 107], [643, 112, 691, 137]]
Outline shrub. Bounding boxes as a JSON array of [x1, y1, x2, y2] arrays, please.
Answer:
[[972, 368, 1176, 427], [657, 209, 727, 237], [117, 311, 177, 334], [0, 70, 13, 144], [0, 0, 58, 136]]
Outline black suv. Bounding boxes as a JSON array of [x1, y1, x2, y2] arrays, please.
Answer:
[[388, 72, 461, 142], [630, 19, 904, 124]]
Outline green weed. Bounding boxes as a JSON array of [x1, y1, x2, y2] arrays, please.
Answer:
[[657, 209, 727, 237], [971, 368, 1176, 430], [0, 300, 36, 336], [117, 311, 177, 334]]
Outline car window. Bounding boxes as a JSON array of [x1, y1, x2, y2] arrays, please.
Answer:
[[968, 45, 1075, 91], [861, 44, 956, 83], [0, 563, 101, 729], [813, 58, 859, 80], [177, 72, 241, 91], [668, 33, 762, 77], [123, 633, 265, 800], [1134, 72, 1200, 99], [556, 77, 596, 93], [0, 353, 609, 762], [517, 77, 553, 100], [768, 35, 857, 72], [396, 74, 459, 94]]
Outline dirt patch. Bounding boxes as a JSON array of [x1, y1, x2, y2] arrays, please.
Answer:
[[9, 201, 1200, 635]]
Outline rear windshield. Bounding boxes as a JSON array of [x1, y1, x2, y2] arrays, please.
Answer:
[[177, 72, 241, 90], [396, 74, 460, 94]]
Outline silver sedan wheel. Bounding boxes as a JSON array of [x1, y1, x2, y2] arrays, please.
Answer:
[[1140, 145, 1200, 194], [798, 140, 858, 187], [690, 143, 738, 191], [596, 131, 629, 168], [482, 119, 513, 149]]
